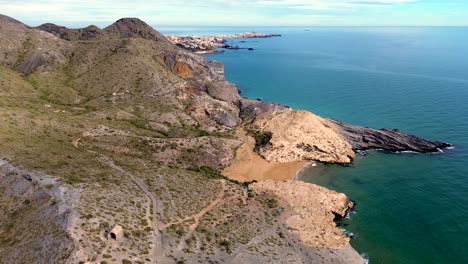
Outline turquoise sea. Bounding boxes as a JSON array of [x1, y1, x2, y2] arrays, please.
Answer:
[[160, 27, 468, 263]]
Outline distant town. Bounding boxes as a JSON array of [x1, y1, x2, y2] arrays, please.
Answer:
[[166, 32, 281, 53]]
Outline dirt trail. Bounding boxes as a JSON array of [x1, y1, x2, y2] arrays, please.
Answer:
[[177, 180, 226, 250], [95, 153, 169, 262], [222, 129, 306, 182], [160, 180, 226, 231]]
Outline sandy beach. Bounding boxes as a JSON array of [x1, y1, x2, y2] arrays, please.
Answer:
[[222, 128, 307, 182]]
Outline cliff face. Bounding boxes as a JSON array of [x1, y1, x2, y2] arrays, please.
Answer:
[[0, 13, 448, 264], [251, 109, 355, 163], [252, 180, 351, 248], [0, 14, 363, 263]]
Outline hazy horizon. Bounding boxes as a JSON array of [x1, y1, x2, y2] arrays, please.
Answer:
[[1, 0, 467, 28]]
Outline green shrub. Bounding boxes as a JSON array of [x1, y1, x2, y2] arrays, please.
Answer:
[[190, 166, 223, 179], [247, 130, 272, 152], [130, 119, 148, 129]]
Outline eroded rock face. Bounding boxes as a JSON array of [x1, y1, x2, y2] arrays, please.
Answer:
[[239, 99, 289, 123], [17, 51, 48, 75], [252, 109, 355, 163], [251, 180, 351, 249], [173, 61, 191, 77], [0, 159, 78, 263]]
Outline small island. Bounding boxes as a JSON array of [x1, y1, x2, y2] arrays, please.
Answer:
[[166, 32, 281, 53]]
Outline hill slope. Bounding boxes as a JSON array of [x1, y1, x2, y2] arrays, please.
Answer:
[[0, 14, 448, 263]]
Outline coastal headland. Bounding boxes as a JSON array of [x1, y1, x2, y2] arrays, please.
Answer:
[[0, 14, 449, 263]]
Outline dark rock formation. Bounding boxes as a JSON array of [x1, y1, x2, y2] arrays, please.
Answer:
[[222, 44, 240, 49], [239, 99, 289, 123], [329, 119, 451, 153], [36, 23, 104, 41], [205, 80, 241, 103], [17, 51, 48, 75], [211, 111, 239, 127]]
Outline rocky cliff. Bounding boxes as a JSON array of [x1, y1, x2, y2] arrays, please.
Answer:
[[0, 13, 449, 264], [251, 109, 355, 163]]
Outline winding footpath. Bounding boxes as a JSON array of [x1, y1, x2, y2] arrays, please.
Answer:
[[94, 153, 169, 262], [177, 180, 226, 250]]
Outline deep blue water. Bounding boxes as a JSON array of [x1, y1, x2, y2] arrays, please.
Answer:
[[161, 27, 468, 264]]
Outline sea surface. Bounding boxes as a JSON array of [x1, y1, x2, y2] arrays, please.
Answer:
[[160, 26, 468, 264]]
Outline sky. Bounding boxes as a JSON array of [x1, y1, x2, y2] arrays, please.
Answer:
[[1, 0, 467, 27]]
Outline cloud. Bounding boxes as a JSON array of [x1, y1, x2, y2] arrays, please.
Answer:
[[0, 0, 464, 26]]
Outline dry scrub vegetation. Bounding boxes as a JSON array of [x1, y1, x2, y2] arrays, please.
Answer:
[[0, 17, 294, 263], [0, 15, 364, 264]]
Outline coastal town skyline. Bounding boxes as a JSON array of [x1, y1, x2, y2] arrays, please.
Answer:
[[1, 0, 467, 27]]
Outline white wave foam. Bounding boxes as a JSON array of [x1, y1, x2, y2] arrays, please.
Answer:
[[295, 161, 318, 180], [394, 150, 418, 154], [360, 253, 371, 264]]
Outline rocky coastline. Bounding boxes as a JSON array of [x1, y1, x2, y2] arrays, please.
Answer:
[[0, 14, 451, 264], [166, 32, 281, 53]]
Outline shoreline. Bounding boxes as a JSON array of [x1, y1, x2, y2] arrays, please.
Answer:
[[294, 161, 316, 180], [222, 128, 307, 182], [222, 131, 366, 263], [193, 49, 217, 54], [167, 32, 280, 53], [212, 50, 367, 262]]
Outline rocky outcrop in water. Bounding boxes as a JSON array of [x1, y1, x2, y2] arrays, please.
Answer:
[[328, 119, 451, 153], [241, 107, 450, 163]]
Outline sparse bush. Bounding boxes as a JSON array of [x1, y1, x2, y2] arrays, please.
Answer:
[[265, 198, 278, 208], [248, 130, 272, 152], [130, 119, 148, 129], [191, 166, 222, 179]]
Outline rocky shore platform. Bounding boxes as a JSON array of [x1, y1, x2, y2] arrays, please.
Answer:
[[166, 32, 281, 53]]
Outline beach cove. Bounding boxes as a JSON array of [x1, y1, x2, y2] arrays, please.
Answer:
[[199, 26, 468, 263]]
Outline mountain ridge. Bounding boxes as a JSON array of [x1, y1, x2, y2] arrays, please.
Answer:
[[0, 14, 449, 263]]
